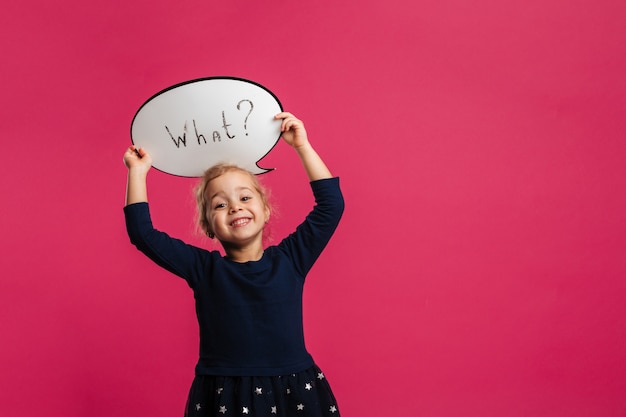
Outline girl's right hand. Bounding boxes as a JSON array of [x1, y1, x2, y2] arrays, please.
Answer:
[[123, 146, 152, 172]]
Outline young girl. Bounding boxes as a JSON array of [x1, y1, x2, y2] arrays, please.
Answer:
[[123, 112, 344, 417]]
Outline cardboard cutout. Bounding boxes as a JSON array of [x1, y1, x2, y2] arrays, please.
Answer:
[[131, 77, 283, 176]]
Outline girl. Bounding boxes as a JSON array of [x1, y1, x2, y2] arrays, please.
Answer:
[[123, 112, 344, 417]]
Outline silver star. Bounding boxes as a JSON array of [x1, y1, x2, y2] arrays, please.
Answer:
[[242, 406, 249, 414], [317, 372, 325, 380], [219, 405, 227, 414], [305, 383, 312, 390], [297, 403, 304, 411], [330, 405, 338, 413], [216, 387, 224, 394], [271, 406, 277, 414], [286, 388, 291, 394], [195, 403, 202, 411], [255, 387, 263, 395]]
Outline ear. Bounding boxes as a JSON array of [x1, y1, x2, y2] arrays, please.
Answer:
[[264, 206, 271, 223]]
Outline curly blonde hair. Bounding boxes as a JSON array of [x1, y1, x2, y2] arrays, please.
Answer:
[[194, 163, 272, 237]]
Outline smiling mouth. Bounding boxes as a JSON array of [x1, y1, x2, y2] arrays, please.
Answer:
[[231, 218, 251, 227]]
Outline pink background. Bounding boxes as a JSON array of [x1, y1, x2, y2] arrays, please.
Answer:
[[2, 0, 625, 416]]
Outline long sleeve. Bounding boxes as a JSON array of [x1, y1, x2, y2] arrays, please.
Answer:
[[122, 178, 345, 376], [124, 202, 211, 287], [277, 177, 344, 278]]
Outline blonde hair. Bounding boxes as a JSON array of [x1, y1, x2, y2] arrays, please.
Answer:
[[194, 163, 272, 237]]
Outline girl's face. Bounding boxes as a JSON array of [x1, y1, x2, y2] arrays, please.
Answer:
[[204, 170, 270, 249]]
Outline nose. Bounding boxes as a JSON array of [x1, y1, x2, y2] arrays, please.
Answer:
[[229, 203, 242, 213]]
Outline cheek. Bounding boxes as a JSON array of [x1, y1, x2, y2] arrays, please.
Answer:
[[206, 211, 219, 230]]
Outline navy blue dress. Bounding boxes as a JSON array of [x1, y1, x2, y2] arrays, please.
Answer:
[[125, 178, 344, 416]]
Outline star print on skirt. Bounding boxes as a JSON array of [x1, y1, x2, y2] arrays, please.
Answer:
[[184, 364, 340, 417]]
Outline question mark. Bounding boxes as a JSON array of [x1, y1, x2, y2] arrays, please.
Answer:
[[237, 99, 254, 136]]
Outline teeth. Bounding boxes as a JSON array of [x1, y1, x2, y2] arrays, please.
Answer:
[[232, 218, 249, 226]]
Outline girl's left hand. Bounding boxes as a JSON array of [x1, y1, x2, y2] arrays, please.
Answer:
[[275, 112, 309, 149]]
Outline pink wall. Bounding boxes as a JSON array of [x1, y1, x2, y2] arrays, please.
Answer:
[[2, 1, 625, 416]]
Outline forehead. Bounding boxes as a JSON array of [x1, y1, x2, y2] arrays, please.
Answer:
[[206, 170, 257, 196]]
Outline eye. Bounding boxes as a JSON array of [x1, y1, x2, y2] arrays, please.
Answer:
[[241, 196, 252, 202], [214, 202, 227, 209]]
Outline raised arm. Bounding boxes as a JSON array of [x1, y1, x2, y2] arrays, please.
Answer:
[[123, 145, 152, 205], [275, 112, 332, 181]]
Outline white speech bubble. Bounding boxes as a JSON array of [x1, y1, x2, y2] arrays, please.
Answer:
[[131, 77, 283, 177]]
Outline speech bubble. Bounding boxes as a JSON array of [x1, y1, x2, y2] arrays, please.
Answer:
[[130, 77, 283, 177]]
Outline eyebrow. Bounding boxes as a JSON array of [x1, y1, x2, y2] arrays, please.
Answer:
[[209, 186, 254, 201]]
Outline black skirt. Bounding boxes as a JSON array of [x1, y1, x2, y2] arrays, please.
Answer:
[[184, 364, 340, 417]]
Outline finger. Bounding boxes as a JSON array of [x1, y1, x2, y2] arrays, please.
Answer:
[[274, 111, 293, 120], [127, 146, 144, 159], [284, 118, 301, 131], [282, 120, 297, 132], [281, 118, 293, 132]]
